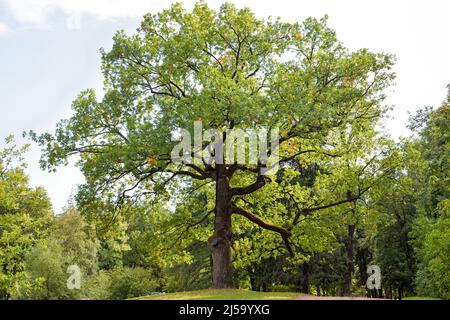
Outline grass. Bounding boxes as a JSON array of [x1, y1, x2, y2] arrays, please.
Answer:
[[133, 289, 443, 301], [133, 289, 300, 300], [403, 296, 441, 300]]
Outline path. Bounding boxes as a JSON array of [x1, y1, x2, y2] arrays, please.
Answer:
[[295, 295, 386, 300]]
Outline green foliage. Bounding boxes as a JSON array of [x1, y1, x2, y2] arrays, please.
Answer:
[[107, 267, 160, 299], [23, 239, 76, 300], [52, 207, 99, 275], [408, 99, 450, 299], [419, 208, 450, 298], [165, 240, 211, 292], [74, 199, 133, 270], [370, 148, 418, 298], [82, 270, 112, 300], [0, 136, 53, 299], [22, 208, 100, 299]]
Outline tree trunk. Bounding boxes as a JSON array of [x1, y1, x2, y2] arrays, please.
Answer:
[[250, 273, 258, 291], [343, 224, 355, 296], [208, 165, 233, 288], [300, 262, 310, 294], [385, 287, 392, 299]]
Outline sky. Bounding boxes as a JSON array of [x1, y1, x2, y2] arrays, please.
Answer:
[[0, 0, 449, 213]]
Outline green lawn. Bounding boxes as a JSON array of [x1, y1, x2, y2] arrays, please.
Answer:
[[133, 289, 300, 300], [403, 296, 441, 300], [133, 289, 443, 300]]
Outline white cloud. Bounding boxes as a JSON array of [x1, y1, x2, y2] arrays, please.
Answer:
[[0, 22, 11, 35], [1, 0, 184, 29], [2, 0, 52, 28]]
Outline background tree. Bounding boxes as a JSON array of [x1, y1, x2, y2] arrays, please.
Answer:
[[52, 207, 99, 275], [23, 239, 70, 300], [22, 207, 99, 299], [0, 136, 53, 299], [409, 89, 450, 299]]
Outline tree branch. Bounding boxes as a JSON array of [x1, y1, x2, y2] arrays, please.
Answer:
[[231, 204, 293, 256], [230, 173, 267, 196]]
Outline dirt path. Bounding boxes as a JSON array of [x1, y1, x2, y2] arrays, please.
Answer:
[[295, 295, 386, 300]]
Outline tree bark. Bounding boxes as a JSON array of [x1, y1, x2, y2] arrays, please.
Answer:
[[343, 224, 355, 296], [300, 262, 310, 294], [250, 272, 258, 291], [208, 165, 233, 288]]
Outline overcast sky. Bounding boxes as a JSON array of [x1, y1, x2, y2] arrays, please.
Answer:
[[0, 0, 449, 213]]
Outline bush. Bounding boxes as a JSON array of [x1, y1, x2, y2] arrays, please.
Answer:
[[415, 267, 438, 298], [82, 270, 112, 300], [24, 239, 79, 300], [107, 267, 160, 299]]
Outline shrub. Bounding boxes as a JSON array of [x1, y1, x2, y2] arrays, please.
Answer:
[[107, 267, 160, 299]]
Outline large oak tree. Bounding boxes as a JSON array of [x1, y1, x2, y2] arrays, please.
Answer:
[[31, 3, 394, 288]]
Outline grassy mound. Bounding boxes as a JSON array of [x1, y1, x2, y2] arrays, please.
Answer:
[[133, 289, 300, 300]]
